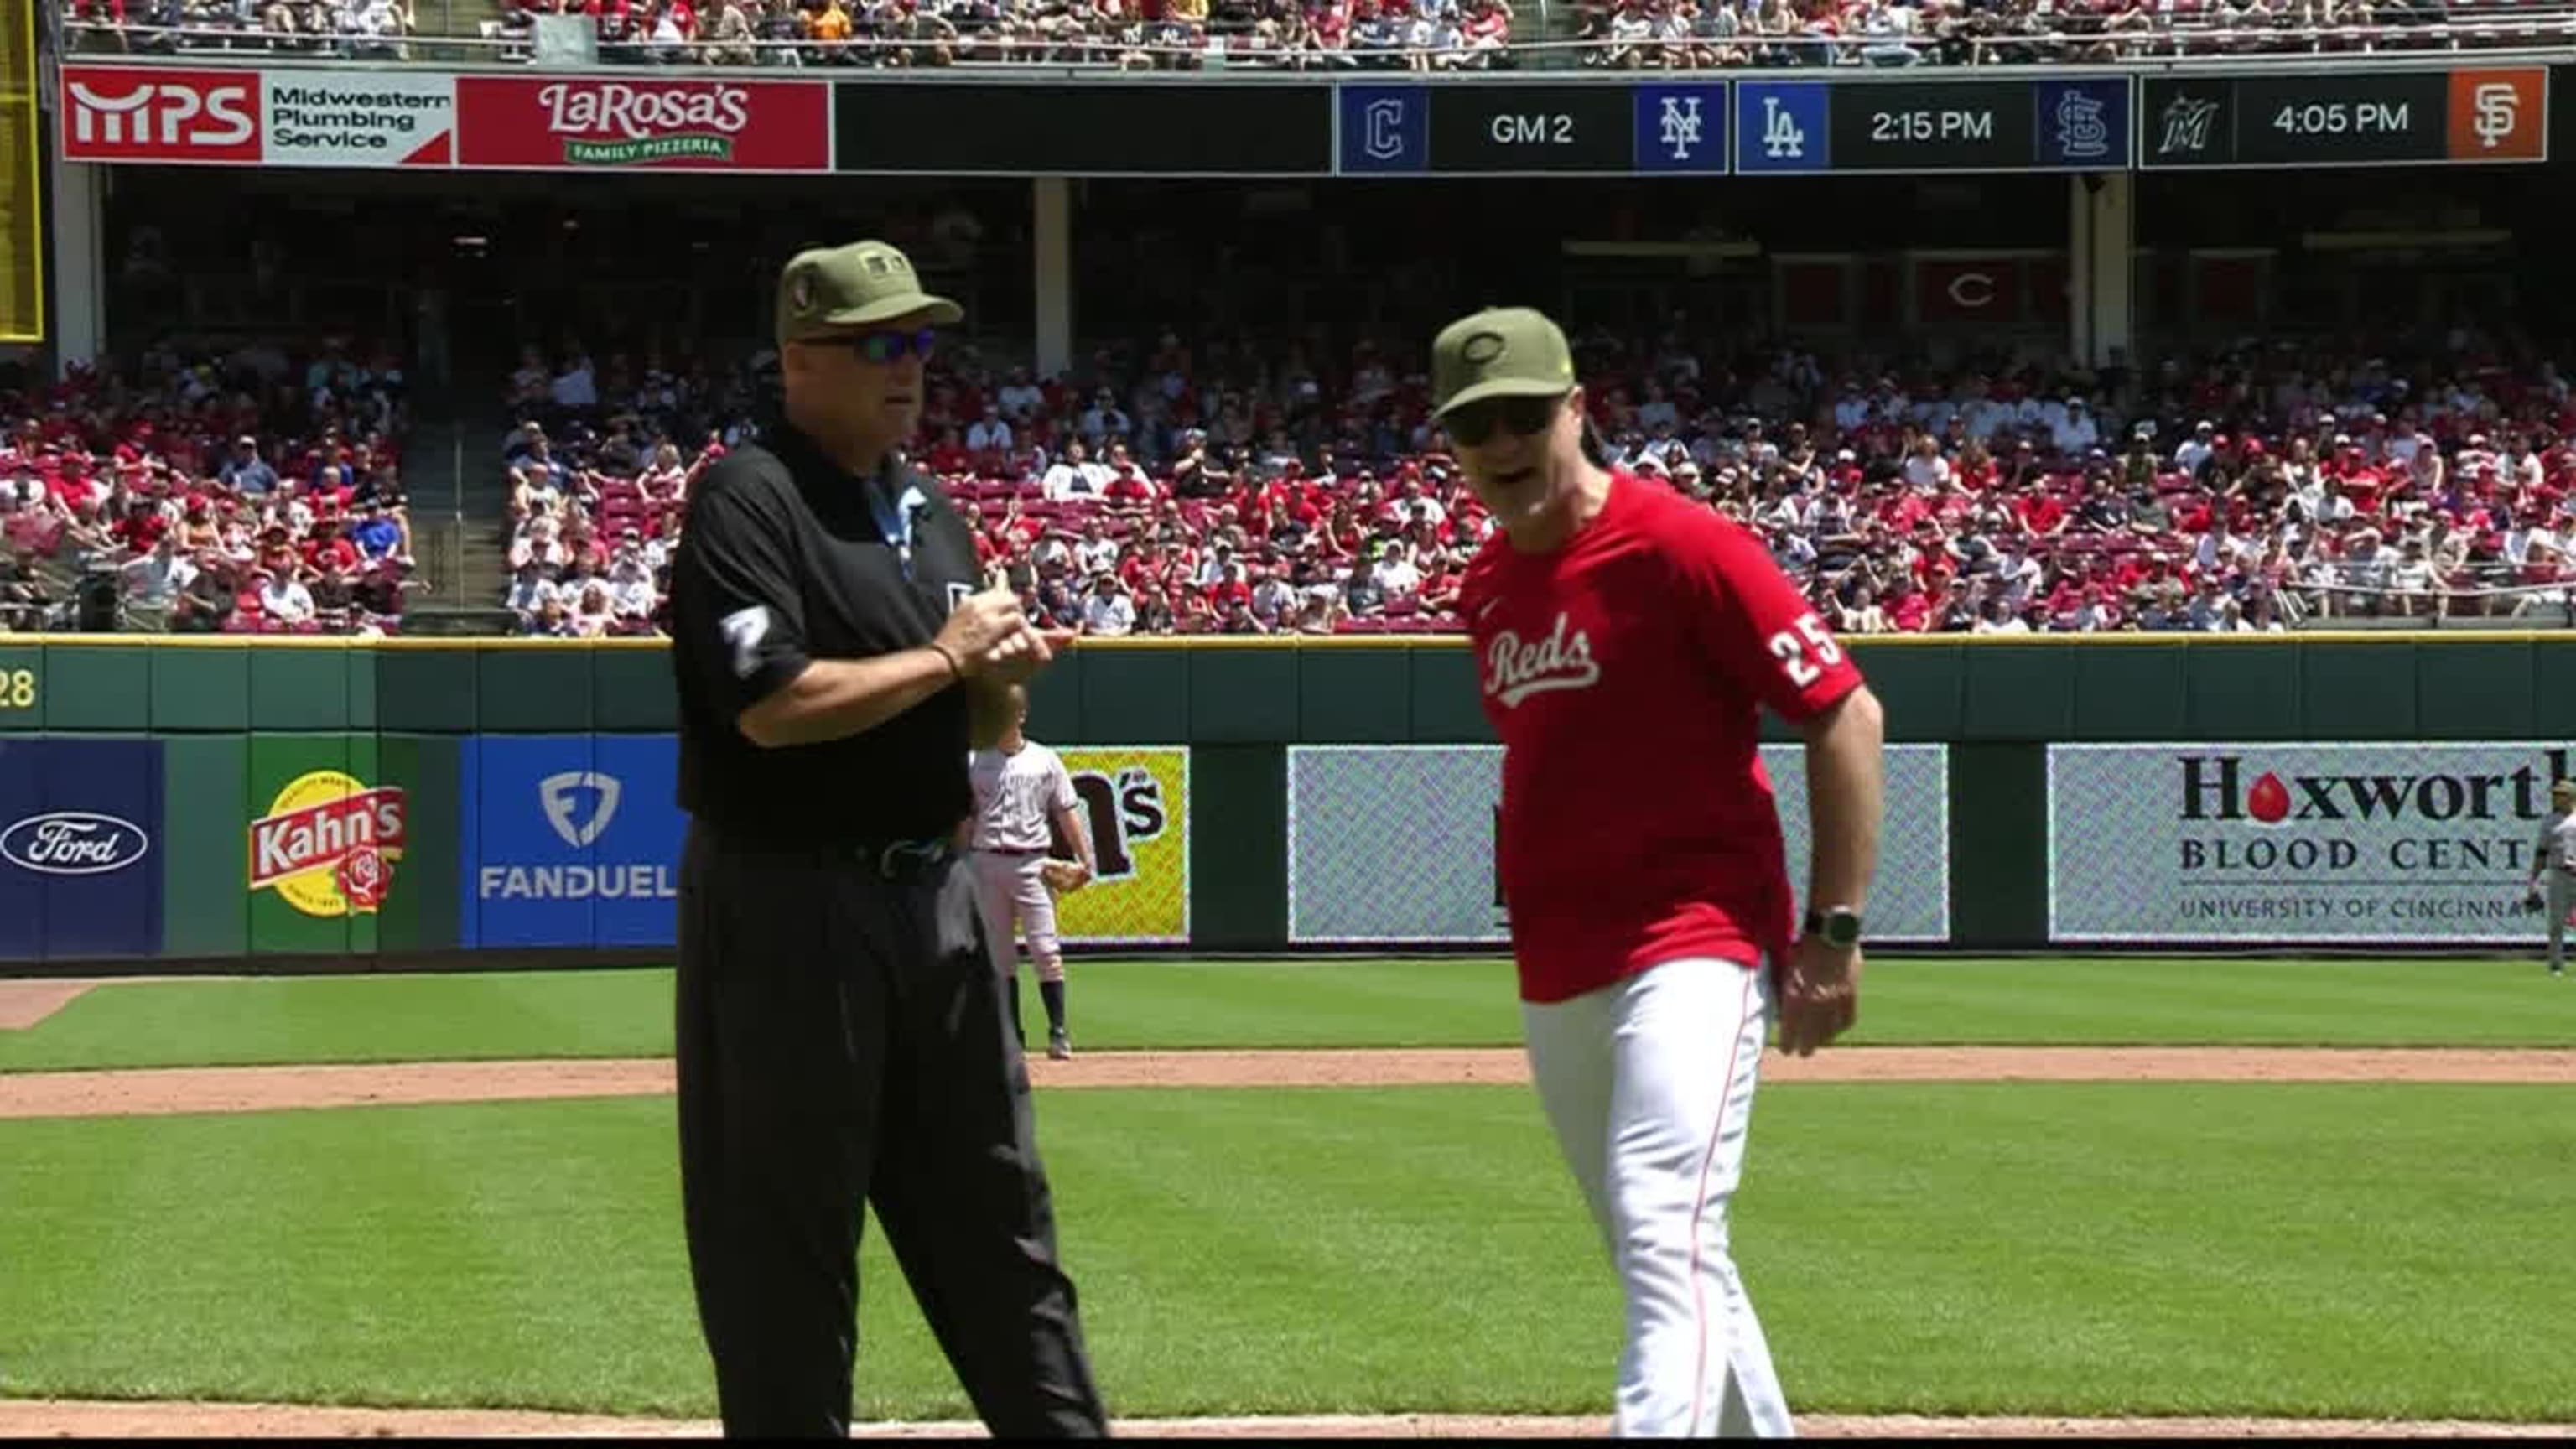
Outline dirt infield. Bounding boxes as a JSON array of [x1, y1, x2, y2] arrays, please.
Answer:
[[5, 1047, 2576, 1120], [0, 977, 261, 1031], [2, 1400, 2571, 1439], [0, 979, 95, 1030]]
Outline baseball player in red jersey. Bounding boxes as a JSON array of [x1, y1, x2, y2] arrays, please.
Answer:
[[1433, 307, 1886, 1438]]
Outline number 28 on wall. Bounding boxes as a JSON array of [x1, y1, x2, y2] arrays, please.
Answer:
[[1768, 613, 1843, 688], [0, 669, 37, 709]]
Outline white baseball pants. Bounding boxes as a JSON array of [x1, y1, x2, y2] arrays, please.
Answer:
[[2548, 869, 2574, 970], [1522, 957, 1793, 1439], [973, 849, 1063, 984]]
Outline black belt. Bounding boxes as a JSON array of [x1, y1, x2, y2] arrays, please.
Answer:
[[977, 845, 1046, 857]]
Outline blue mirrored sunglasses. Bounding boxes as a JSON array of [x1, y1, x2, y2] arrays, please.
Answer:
[[819, 327, 938, 365]]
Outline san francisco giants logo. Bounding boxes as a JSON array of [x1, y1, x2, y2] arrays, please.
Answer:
[[2471, 81, 2521, 150]]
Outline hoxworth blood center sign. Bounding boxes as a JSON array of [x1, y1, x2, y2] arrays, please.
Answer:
[[2048, 742, 2576, 943]]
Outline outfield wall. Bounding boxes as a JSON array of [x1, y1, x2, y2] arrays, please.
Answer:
[[0, 635, 2568, 969]]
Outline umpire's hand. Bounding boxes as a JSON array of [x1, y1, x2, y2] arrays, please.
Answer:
[[934, 589, 1077, 681], [934, 589, 1036, 675]]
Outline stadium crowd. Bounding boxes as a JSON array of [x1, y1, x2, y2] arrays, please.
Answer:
[[1565, 0, 2557, 68], [63, 0, 416, 59], [0, 342, 421, 635], [496, 325, 2576, 639], [62, 0, 2565, 65]]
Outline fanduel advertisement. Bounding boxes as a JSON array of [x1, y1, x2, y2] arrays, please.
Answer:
[[462, 735, 686, 948], [2049, 742, 2576, 943], [1286, 745, 1950, 947]]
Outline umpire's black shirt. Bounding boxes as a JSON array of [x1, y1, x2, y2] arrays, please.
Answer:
[[669, 416, 982, 848]]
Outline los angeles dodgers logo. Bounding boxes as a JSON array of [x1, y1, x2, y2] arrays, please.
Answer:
[[1483, 612, 1602, 707]]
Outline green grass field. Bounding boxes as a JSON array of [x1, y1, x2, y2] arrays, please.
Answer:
[[3, 955, 2570, 1425], [3, 955, 2573, 1072], [2, 1084, 2568, 1422]]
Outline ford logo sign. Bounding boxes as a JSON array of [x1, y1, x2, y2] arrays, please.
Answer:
[[0, 812, 151, 876]]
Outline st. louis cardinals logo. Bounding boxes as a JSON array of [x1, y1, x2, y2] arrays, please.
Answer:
[[1483, 612, 1602, 707]]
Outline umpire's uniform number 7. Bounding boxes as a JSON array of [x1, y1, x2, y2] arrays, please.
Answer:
[[667, 423, 1106, 1438]]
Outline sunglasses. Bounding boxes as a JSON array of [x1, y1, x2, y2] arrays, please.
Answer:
[[1444, 392, 1566, 449], [811, 327, 939, 366]]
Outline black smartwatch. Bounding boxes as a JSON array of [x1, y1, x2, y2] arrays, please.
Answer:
[[1803, 906, 1864, 949]]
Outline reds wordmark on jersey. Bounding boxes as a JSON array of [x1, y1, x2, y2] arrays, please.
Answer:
[[1460, 472, 1864, 1004]]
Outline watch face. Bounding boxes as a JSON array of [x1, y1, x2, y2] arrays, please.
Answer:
[[1823, 911, 1863, 948]]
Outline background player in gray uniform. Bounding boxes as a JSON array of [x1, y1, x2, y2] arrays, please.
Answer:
[[970, 685, 1096, 1056], [2523, 779, 2576, 978]]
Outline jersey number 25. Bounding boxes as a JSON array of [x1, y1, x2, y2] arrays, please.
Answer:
[[1768, 612, 1844, 688]]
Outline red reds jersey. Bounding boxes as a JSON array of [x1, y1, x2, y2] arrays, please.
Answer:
[[1462, 472, 1865, 1005]]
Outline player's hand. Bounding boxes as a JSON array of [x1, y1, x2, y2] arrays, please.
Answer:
[[934, 589, 1029, 675], [1775, 937, 1862, 1057]]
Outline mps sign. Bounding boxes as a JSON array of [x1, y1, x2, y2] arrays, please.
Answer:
[[56, 65, 455, 167], [1286, 744, 1950, 947], [2049, 742, 2576, 943]]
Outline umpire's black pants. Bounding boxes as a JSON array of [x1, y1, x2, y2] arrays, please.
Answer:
[[675, 821, 1109, 1438]]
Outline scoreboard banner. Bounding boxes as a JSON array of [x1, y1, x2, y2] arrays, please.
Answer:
[[1285, 744, 1950, 946], [2139, 66, 2547, 169], [0, 0, 37, 342], [1335, 80, 1728, 174], [840, 81, 1331, 175], [39, 64, 2553, 178], [1735, 75, 2130, 174], [2048, 742, 2576, 944]]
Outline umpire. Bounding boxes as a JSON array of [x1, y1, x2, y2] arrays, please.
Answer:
[[667, 239, 1109, 1439]]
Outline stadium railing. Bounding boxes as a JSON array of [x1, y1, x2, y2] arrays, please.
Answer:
[[51, 13, 2576, 66]]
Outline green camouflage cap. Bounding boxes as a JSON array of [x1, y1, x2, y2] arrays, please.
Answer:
[[775, 241, 963, 345], [1429, 306, 1577, 421]]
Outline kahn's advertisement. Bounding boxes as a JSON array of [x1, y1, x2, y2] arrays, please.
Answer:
[[2049, 742, 2576, 943]]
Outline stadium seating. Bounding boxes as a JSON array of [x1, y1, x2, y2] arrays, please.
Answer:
[[0, 345, 421, 636], [494, 329, 2576, 638]]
